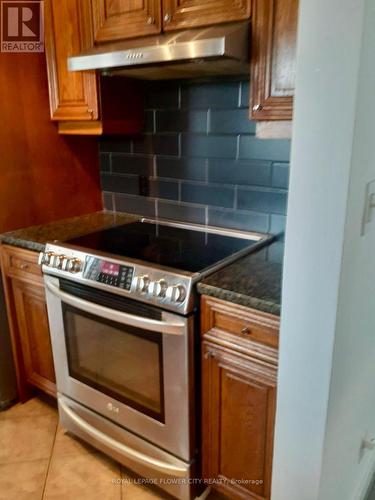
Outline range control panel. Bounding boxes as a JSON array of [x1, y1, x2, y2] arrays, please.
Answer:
[[84, 257, 134, 291]]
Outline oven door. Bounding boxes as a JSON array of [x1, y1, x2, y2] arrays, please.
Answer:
[[44, 274, 194, 462]]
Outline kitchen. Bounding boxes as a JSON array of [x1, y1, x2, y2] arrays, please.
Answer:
[[0, 1, 374, 500]]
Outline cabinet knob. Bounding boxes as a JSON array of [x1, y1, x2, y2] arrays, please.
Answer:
[[241, 326, 251, 336], [204, 350, 215, 360], [147, 16, 155, 25], [252, 104, 263, 112], [20, 263, 29, 270], [164, 13, 171, 23]]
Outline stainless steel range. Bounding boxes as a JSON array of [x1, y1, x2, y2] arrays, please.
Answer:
[[39, 218, 271, 499]]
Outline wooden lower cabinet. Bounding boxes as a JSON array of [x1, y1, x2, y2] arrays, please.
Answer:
[[201, 296, 279, 499], [1, 245, 56, 400]]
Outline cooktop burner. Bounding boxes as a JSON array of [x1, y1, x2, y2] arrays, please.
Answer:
[[66, 221, 261, 274]]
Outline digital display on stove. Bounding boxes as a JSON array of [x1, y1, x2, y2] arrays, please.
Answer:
[[84, 257, 134, 290], [100, 261, 120, 276]]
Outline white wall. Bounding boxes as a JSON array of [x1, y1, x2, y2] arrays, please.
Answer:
[[318, 0, 375, 497], [271, 0, 368, 498]]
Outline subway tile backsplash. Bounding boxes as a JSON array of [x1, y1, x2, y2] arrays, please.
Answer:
[[100, 80, 291, 236]]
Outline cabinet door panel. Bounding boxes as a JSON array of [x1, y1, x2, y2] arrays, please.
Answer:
[[163, 0, 251, 30], [45, 0, 99, 121], [202, 341, 276, 499], [91, 0, 161, 42], [12, 279, 56, 397], [251, 0, 298, 120]]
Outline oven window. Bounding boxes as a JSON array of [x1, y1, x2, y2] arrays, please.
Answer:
[[63, 305, 165, 422]]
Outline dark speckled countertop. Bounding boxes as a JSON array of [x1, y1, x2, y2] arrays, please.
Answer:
[[0, 211, 138, 252], [197, 242, 284, 316]]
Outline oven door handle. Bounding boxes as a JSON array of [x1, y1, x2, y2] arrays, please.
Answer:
[[59, 399, 189, 477], [45, 280, 186, 335]]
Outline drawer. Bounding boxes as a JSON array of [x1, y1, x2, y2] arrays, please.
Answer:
[[1, 245, 43, 281], [201, 295, 279, 350]]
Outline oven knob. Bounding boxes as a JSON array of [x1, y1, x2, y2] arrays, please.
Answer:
[[169, 285, 187, 303], [70, 258, 83, 273], [55, 255, 67, 270], [154, 279, 168, 298], [137, 275, 150, 293], [38, 251, 54, 267]]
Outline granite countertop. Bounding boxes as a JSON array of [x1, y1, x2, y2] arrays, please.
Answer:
[[197, 242, 283, 316], [1, 211, 283, 316], [0, 211, 138, 252]]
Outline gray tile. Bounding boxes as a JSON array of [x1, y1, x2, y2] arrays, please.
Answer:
[[132, 134, 179, 156], [272, 163, 290, 189], [101, 174, 140, 196], [149, 179, 179, 200], [181, 134, 237, 159], [145, 83, 180, 109], [102, 192, 113, 211], [114, 194, 156, 217], [100, 153, 111, 173], [240, 81, 250, 108], [238, 188, 288, 214], [144, 111, 155, 133], [209, 109, 255, 134], [181, 82, 240, 109], [112, 155, 154, 176], [267, 241, 284, 264], [158, 201, 206, 224], [239, 136, 291, 162], [155, 110, 208, 133], [208, 159, 272, 186], [270, 214, 286, 237], [99, 138, 131, 153], [181, 183, 234, 208], [208, 208, 269, 233], [156, 157, 206, 181]]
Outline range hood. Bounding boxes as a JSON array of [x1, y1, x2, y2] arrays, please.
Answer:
[[68, 22, 249, 80]]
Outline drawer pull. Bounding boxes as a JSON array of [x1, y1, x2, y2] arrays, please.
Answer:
[[204, 350, 215, 360], [241, 327, 251, 336], [20, 264, 29, 270]]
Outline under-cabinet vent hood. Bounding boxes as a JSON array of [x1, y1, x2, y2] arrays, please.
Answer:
[[68, 22, 249, 80]]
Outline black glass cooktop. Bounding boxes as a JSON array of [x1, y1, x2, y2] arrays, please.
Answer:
[[66, 221, 262, 274]]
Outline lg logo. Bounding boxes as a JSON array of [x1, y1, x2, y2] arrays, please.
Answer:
[[1, 1, 44, 52]]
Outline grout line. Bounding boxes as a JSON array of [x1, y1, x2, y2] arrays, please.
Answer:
[[41, 419, 59, 499], [178, 85, 182, 109], [238, 82, 242, 108], [205, 159, 209, 184], [236, 134, 240, 160], [205, 206, 209, 226], [207, 109, 211, 135], [112, 193, 116, 212], [152, 110, 156, 133], [178, 180, 182, 202], [233, 185, 238, 209], [153, 155, 157, 177]]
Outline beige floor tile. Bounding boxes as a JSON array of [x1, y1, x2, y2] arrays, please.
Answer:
[[0, 398, 57, 421], [121, 469, 171, 499], [0, 414, 57, 464], [43, 451, 121, 500], [0, 459, 49, 500], [52, 425, 97, 458]]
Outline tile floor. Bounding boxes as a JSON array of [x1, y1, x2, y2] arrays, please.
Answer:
[[0, 397, 190, 500]]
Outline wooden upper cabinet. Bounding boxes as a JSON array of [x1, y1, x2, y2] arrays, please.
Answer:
[[251, 0, 299, 120], [91, 0, 162, 42], [162, 0, 251, 31], [45, 0, 99, 122]]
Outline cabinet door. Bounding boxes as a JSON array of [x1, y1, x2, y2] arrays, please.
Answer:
[[91, 0, 161, 42], [250, 0, 298, 120], [162, 0, 251, 31], [11, 279, 56, 397], [202, 341, 276, 500], [45, 0, 99, 121]]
